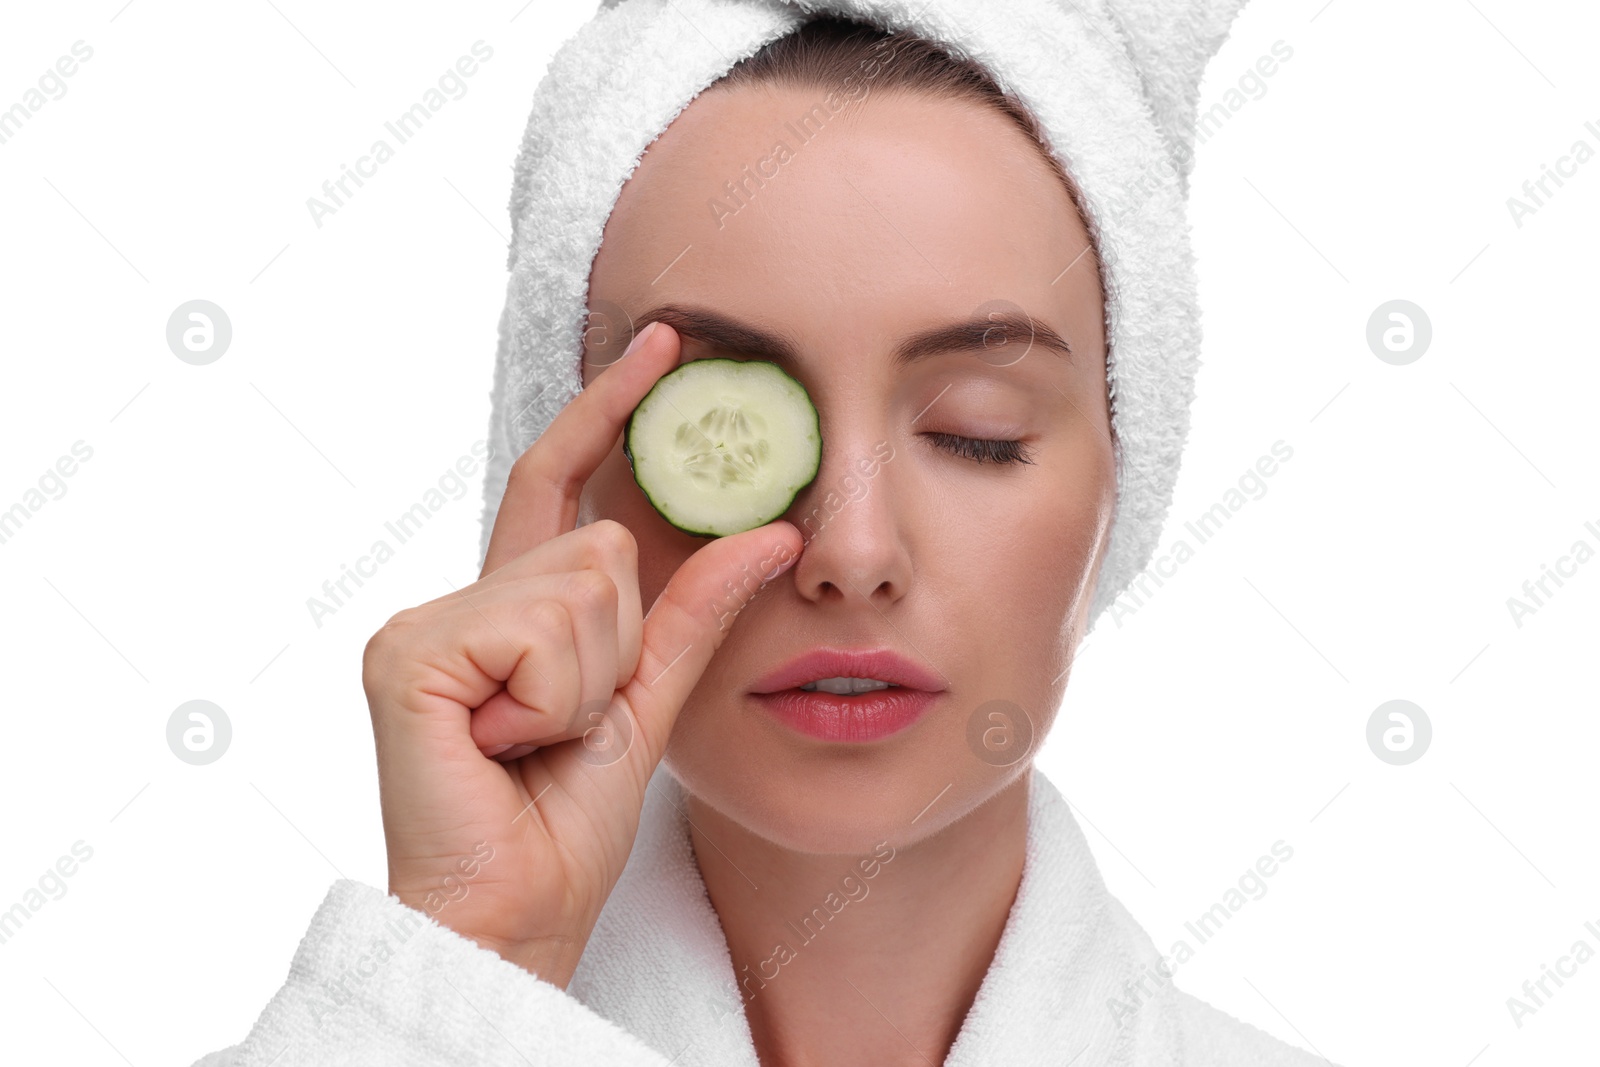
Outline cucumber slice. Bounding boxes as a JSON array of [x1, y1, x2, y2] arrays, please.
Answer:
[[623, 358, 822, 537]]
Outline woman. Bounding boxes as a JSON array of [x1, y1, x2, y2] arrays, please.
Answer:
[[198, 2, 1335, 1064]]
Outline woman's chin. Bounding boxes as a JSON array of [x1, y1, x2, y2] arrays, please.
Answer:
[[664, 747, 970, 856]]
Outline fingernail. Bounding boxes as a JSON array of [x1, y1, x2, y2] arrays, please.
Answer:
[[482, 743, 513, 757], [622, 321, 659, 360]]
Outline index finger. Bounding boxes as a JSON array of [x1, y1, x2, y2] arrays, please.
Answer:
[[481, 319, 676, 577]]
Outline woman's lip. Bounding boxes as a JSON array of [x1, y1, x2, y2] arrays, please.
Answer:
[[751, 688, 940, 742], [750, 646, 947, 694]]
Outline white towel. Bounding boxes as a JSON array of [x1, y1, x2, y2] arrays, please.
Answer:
[[192, 764, 1334, 1064], [479, 0, 1252, 633]]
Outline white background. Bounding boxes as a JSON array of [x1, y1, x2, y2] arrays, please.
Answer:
[[1, 0, 1595, 1063]]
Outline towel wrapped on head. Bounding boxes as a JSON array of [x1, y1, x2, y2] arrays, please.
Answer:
[[481, 0, 1249, 630]]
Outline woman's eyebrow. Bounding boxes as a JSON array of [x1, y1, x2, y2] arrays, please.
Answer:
[[628, 303, 1073, 369], [892, 313, 1074, 366]]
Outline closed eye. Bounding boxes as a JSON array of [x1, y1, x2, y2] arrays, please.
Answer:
[[923, 432, 1036, 466]]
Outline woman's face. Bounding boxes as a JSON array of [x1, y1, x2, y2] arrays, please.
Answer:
[[577, 84, 1115, 855]]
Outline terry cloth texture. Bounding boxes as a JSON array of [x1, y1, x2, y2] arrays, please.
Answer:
[[190, 764, 1335, 1064], [478, 0, 1251, 631]]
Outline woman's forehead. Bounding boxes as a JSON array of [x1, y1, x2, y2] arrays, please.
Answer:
[[586, 86, 1102, 373], [595, 85, 1093, 288]]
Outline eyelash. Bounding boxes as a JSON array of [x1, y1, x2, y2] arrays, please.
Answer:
[[923, 432, 1036, 466]]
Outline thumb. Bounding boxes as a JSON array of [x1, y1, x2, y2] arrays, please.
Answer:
[[621, 519, 804, 770]]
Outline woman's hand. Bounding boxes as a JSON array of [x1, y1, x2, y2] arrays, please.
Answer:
[[361, 321, 803, 989]]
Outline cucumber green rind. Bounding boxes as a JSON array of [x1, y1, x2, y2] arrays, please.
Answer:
[[623, 357, 822, 538]]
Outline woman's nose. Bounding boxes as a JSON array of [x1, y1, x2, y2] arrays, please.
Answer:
[[783, 433, 910, 607]]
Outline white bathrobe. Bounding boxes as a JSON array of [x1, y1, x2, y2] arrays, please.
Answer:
[[193, 764, 1334, 1065]]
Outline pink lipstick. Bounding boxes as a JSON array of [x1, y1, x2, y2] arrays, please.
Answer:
[[749, 646, 947, 742]]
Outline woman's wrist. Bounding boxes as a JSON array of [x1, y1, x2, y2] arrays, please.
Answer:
[[450, 924, 585, 991], [386, 883, 587, 990]]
